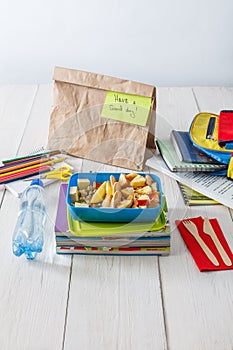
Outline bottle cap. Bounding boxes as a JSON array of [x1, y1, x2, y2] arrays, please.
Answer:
[[30, 179, 44, 187]]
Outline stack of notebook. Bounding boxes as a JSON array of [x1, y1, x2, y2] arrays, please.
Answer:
[[157, 132, 227, 173], [54, 184, 170, 256], [153, 131, 226, 206]]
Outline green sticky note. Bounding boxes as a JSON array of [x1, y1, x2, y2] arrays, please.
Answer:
[[101, 91, 152, 126]]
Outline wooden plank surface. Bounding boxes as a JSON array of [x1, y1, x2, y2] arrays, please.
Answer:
[[0, 85, 38, 159], [0, 85, 72, 350], [64, 255, 167, 350], [0, 85, 37, 204], [157, 87, 233, 350], [193, 87, 233, 113], [16, 84, 53, 154], [64, 160, 167, 350]]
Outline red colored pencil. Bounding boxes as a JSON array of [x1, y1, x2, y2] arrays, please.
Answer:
[[0, 157, 49, 175], [0, 165, 51, 184], [2, 150, 60, 165]]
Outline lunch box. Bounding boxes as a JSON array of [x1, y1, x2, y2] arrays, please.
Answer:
[[66, 172, 163, 223]]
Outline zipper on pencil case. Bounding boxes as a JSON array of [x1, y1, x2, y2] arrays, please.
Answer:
[[206, 117, 216, 140]]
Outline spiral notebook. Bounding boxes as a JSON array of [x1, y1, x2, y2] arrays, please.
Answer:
[[177, 182, 219, 206], [170, 130, 219, 163], [156, 139, 227, 172]]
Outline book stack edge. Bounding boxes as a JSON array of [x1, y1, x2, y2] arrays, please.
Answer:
[[54, 184, 171, 256]]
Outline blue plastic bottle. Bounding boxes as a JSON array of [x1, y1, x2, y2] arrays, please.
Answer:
[[12, 179, 46, 260]]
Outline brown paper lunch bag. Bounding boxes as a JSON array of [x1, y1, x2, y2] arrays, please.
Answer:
[[48, 66, 156, 170]]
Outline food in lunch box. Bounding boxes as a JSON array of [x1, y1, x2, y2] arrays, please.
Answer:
[[69, 173, 160, 209]]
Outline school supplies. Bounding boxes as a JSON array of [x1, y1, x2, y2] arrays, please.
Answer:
[[0, 157, 65, 185], [44, 166, 72, 181], [0, 165, 51, 184], [188, 112, 233, 179], [218, 110, 233, 148], [156, 139, 227, 172], [0, 157, 49, 174], [177, 183, 219, 206], [170, 130, 219, 164], [146, 152, 233, 209], [189, 112, 233, 164], [5, 161, 73, 198], [0, 162, 50, 179], [1, 149, 60, 165]]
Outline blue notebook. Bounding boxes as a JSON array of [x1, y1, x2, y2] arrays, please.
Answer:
[[170, 130, 220, 164], [156, 139, 227, 172]]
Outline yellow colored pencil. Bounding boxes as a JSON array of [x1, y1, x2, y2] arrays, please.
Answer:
[[0, 157, 65, 178]]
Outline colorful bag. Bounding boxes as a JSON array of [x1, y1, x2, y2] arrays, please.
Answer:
[[218, 110, 233, 148], [189, 112, 233, 179]]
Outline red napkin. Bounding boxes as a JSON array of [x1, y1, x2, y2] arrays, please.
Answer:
[[176, 216, 233, 271]]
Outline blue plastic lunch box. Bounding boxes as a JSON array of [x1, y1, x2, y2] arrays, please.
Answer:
[[66, 172, 163, 223]]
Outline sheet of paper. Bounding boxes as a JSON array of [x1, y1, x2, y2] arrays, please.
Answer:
[[101, 91, 152, 126], [146, 154, 233, 209]]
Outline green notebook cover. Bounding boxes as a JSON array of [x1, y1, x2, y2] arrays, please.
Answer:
[[157, 139, 226, 172], [177, 182, 219, 206]]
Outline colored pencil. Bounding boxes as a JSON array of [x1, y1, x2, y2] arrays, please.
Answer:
[[0, 157, 49, 175], [1, 155, 49, 167], [2, 150, 60, 165], [0, 157, 65, 179], [1, 154, 47, 167], [0, 165, 51, 184]]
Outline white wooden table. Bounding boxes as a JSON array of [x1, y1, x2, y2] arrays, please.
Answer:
[[0, 85, 233, 350]]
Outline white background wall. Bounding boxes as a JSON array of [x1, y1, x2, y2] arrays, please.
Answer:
[[0, 0, 233, 86]]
